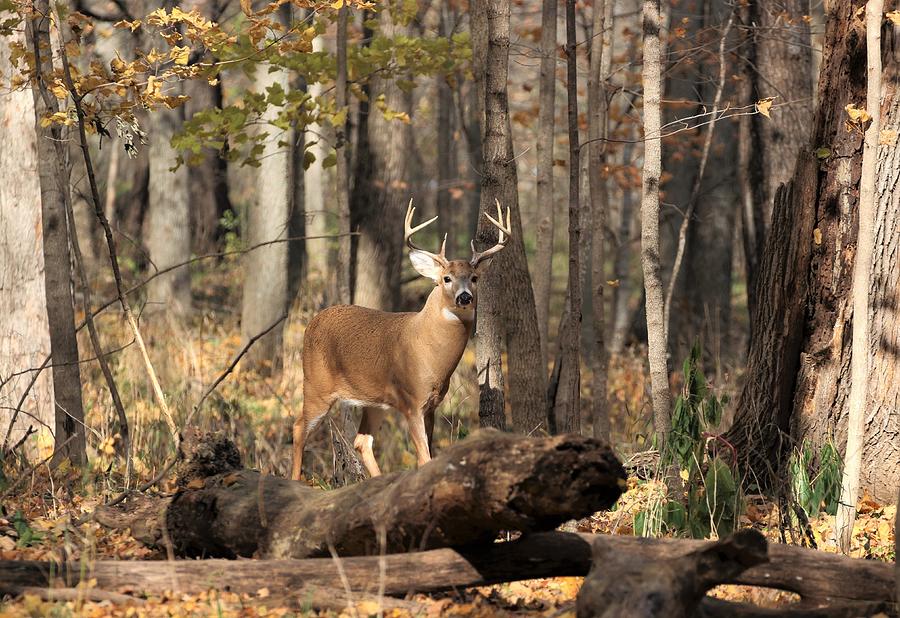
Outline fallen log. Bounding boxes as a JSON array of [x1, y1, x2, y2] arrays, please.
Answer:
[[94, 429, 626, 558], [576, 530, 769, 617], [1, 532, 894, 608]]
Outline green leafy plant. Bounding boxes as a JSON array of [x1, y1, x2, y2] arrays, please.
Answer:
[[12, 511, 43, 548], [789, 439, 842, 517], [636, 343, 740, 539]]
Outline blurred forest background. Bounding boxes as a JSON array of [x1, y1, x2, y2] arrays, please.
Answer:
[[1, 0, 898, 541]]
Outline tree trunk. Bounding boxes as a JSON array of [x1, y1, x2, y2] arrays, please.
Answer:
[[728, 0, 900, 501], [303, 37, 331, 287], [94, 430, 625, 558], [586, 0, 611, 441], [334, 6, 351, 305], [146, 100, 191, 316], [240, 65, 290, 373], [474, 0, 549, 434], [0, 24, 54, 454], [26, 8, 86, 465], [350, 8, 409, 311], [610, 139, 636, 354], [532, 0, 557, 371], [640, 0, 672, 448], [549, 0, 582, 435], [739, 0, 813, 318]]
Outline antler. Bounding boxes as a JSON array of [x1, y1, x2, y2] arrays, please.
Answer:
[[470, 199, 512, 267], [404, 199, 448, 266]]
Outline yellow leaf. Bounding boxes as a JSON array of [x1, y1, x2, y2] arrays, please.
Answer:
[[845, 103, 871, 124], [887, 11, 900, 25], [606, 279, 620, 288], [240, 0, 253, 15], [170, 46, 190, 66], [679, 468, 690, 481], [331, 0, 344, 7], [756, 97, 775, 118], [813, 228, 822, 245], [879, 129, 897, 146], [256, 587, 270, 598]]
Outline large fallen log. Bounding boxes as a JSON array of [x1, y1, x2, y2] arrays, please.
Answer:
[[1, 532, 894, 608], [93, 430, 626, 558]]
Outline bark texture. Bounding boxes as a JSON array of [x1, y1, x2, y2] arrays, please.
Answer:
[[532, 0, 557, 369], [0, 24, 54, 451], [475, 0, 548, 434], [5, 531, 894, 608], [146, 101, 191, 316], [576, 530, 769, 618], [94, 430, 626, 558], [729, 0, 900, 500], [27, 8, 86, 464]]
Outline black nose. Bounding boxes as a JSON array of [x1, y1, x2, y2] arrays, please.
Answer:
[[457, 292, 473, 306]]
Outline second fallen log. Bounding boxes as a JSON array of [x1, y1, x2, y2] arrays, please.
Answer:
[[95, 429, 627, 558]]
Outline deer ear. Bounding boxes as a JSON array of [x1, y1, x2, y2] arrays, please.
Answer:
[[409, 250, 443, 281]]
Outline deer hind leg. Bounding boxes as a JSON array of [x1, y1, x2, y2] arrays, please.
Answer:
[[291, 393, 333, 481], [354, 406, 385, 477]]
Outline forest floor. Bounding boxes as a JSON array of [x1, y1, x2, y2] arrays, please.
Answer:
[[0, 467, 895, 617]]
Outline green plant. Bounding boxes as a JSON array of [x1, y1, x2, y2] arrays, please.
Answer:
[[789, 439, 842, 517], [637, 343, 740, 539], [12, 510, 43, 548]]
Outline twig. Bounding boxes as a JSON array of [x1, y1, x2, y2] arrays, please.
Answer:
[[662, 9, 734, 345], [326, 538, 359, 618], [74, 457, 179, 527], [2, 357, 50, 453], [55, 7, 178, 450], [1, 426, 36, 460], [186, 312, 289, 427]]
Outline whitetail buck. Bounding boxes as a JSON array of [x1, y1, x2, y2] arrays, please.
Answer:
[[291, 199, 511, 480]]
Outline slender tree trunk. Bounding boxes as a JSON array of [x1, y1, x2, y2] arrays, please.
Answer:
[[0, 22, 54, 454], [549, 0, 582, 435], [334, 6, 351, 305], [610, 139, 635, 354], [728, 0, 900, 501], [586, 0, 611, 442], [834, 0, 881, 552], [26, 8, 86, 465], [305, 32, 332, 286], [241, 65, 290, 373], [532, 0, 557, 371], [146, 98, 191, 316], [640, 0, 672, 448]]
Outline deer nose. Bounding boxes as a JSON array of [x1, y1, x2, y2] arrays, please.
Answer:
[[456, 291, 473, 306]]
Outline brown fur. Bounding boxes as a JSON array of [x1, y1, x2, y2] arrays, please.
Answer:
[[291, 259, 483, 480]]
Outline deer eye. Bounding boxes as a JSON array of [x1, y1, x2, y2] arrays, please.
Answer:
[[443, 276, 452, 283], [471, 275, 478, 283]]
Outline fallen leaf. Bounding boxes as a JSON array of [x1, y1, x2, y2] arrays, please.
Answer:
[[756, 97, 775, 118], [813, 228, 822, 245], [845, 103, 871, 124]]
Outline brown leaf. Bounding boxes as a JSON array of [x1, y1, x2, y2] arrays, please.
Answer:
[[756, 97, 775, 118]]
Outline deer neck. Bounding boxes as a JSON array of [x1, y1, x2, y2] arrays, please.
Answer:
[[406, 286, 473, 379]]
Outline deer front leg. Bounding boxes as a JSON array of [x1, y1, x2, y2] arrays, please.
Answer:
[[408, 393, 442, 467], [354, 406, 385, 478]]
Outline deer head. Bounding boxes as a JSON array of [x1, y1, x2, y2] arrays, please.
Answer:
[[405, 198, 512, 313]]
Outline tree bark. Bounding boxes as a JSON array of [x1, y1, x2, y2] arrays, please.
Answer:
[[586, 0, 611, 441], [0, 22, 54, 453], [334, 6, 351, 305], [146, 99, 191, 316], [350, 8, 410, 311], [532, 0, 557, 370], [5, 531, 894, 608], [834, 0, 881, 553], [610, 139, 636, 354], [475, 0, 549, 434], [549, 0, 582, 435], [27, 7, 86, 465], [94, 430, 625, 558], [303, 32, 331, 286], [640, 0, 672, 448], [728, 0, 900, 500], [240, 64, 291, 373], [577, 530, 769, 618]]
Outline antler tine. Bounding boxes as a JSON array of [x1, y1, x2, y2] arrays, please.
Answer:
[[470, 199, 513, 267], [404, 199, 447, 264]]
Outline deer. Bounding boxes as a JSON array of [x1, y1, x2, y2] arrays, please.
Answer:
[[291, 199, 512, 481]]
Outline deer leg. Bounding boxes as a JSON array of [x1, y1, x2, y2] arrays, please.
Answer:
[[425, 405, 436, 456], [408, 393, 441, 467], [291, 393, 332, 481], [354, 406, 385, 477]]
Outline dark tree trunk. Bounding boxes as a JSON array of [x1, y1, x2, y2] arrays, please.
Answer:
[[26, 8, 86, 465], [474, 0, 549, 434], [549, 0, 582, 435], [727, 0, 900, 500]]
